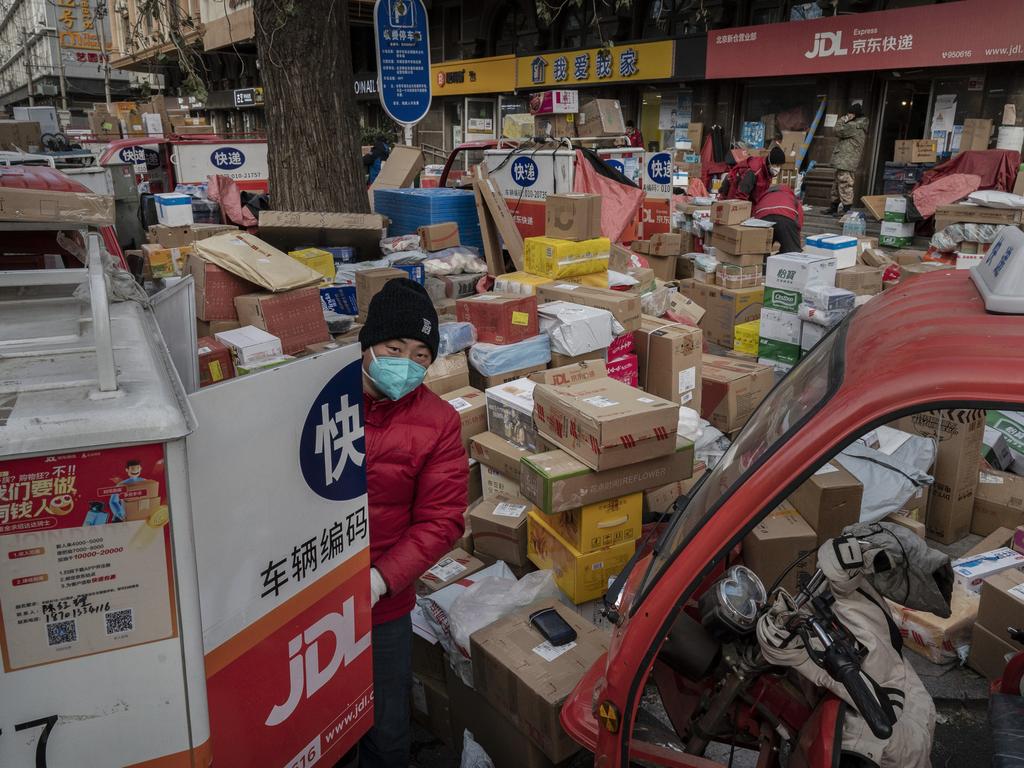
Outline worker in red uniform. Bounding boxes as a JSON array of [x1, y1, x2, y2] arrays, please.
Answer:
[[719, 145, 804, 254], [625, 120, 644, 148], [356, 278, 468, 768]]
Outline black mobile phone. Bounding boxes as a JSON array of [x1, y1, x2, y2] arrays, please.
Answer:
[[529, 607, 577, 646]]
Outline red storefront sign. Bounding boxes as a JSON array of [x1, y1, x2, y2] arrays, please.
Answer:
[[706, 0, 1024, 79]]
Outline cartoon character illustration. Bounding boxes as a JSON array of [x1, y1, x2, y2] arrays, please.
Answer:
[[83, 501, 109, 526], [117, 459, 146, 485]]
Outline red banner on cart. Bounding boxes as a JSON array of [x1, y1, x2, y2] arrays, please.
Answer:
[[706, 0, 1024, 79]]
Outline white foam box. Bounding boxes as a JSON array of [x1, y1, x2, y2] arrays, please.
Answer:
[[806, 234, 858, 270], [154, 192, 194, 227], [214, 325, 283, 365]]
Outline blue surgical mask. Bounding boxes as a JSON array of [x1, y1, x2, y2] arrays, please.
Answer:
[[366, 348, 427, 401]]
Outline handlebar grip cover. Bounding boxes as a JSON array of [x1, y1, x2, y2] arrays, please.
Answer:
[[824, 645, 895, 740]]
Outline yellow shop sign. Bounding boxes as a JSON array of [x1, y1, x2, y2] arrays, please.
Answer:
[[516, 40, 675, 88]]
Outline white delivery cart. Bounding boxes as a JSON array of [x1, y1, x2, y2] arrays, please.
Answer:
[[0, 235, 210, 767], [484, 148, 576, 239]]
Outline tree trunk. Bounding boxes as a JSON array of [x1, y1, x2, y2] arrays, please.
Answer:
[[254, 0, 369, 213]]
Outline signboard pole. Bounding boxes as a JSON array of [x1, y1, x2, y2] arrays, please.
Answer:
[[374, 0, 432, 138]]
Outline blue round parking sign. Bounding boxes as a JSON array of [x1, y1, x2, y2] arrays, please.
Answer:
[[647, 152, 672, 186], [510, 156, 539, 188], [211, 147, 246, 171], [299, 360, 366, 501]]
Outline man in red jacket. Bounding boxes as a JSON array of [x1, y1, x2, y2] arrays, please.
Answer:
[[357, 278, 468, 767], [720, 146, 803, 255]]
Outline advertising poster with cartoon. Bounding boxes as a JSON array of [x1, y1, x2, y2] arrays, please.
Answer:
[[0, 444, 176, 671]]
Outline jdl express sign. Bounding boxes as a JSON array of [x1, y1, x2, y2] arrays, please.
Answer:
[[706, 0, 1024, 78]]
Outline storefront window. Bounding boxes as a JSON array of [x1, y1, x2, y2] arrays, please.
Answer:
[[639, 89, 695, 152], [741, 79, 821, 148]]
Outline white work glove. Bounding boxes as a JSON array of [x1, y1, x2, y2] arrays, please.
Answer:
[[369, 567, 387, 607]]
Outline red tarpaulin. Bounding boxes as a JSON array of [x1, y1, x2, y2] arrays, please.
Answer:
[[917, 150, 1020, 193], [573, 149, 644, 243]]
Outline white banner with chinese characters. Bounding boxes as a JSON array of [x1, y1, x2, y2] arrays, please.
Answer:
[[185, 344, 372, 768]]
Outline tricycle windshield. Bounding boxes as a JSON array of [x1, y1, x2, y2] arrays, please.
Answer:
[[631, 320, 848, 612]]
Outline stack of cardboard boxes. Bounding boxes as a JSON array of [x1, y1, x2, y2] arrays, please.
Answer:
[[759, 253, 838, 373], [528, 90, 626, 141]]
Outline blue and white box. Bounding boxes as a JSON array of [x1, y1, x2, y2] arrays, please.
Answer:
[[154, 192, 195, 227]]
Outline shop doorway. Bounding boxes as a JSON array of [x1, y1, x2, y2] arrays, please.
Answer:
[[465, 98, 497, 142], [869, 78, 933, 194]]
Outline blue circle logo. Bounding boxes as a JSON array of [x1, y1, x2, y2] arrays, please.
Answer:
[[606, 159, 625, 174], [211, 147, 246, 170], [647, 153, 672, 186], [510, 156, 539, 187], [299, 360, 366, 501]]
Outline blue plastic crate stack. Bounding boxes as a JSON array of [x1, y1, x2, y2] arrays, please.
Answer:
[[372, 188, 484, 251]]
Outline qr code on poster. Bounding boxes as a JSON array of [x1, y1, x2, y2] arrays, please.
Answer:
[[105, 608, 134, 635], [46, 619, 78, 646]]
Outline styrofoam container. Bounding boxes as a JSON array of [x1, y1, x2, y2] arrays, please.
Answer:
[[215, 325, 283, 365], [806, 233, 858, 270], [154, 192, 195, 226]]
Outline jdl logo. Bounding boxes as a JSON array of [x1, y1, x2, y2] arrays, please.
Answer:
[[265, 597, 370, 726], [805, 32, 848, 59]]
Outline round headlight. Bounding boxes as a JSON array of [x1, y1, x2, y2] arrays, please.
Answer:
[[699, 565, 768, 637]]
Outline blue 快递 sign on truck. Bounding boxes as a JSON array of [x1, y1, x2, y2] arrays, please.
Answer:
[[374, 0, 432, 126]]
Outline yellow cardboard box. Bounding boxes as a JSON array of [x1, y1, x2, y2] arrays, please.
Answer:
[[523, 236, 610, 279], [288, 247, 336, 282], [543, 492, 642, 554], [527, 509, 634, 603], [733, 319, 761, 356]]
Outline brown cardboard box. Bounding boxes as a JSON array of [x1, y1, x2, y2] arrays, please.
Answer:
[[709, 224, 774, 255], [631, 239, 651, 255], [468, 496, 531, 566], [470, 431, 533, 480], [977, 569, 1024, 648], [744, 502, 818, 594], [356, 267, 406, 320], [700, 285, 764, 348], [197, 319, 241, 337], [529, 359, 607, 387], [973, 468, 1024, 536], [424, 352, 471, 395], [549, 349, 606, 368], [257, 212, 386, 259], [887, 587, 978, 664], [968, 623, 1018, 681], [711, 200, 752, 225], [186, 252, 258, 321], [456, 293, 539, 345], [412, 633, 447, 684], [418, 222, 460, 251], [899, 262, 951, 283], [148, 223, 236, 248], [700, 354, 774, 433], [197, 337, 236, 387], [441, 387, 487, 452], [835, 265, 883, 296], [416, 548, 485, 595], [788, 461, 864, 545], [141, 243, 192, 279], [578, 98, 626, 136], [482, 464, 521, 499], [470, 600, 608, 762], [634, 318, 703, 409], [534, 113, 577, 139], [369, 145, 424, 202], [966, 527, 1014, 558], [468, 461, 483, 504], [0, 185, 114, 226], [650, 232, 684, 257], [434, 298, 457, 321], [0, 119, 41, 150], [545, 194, 602, 241], [532, 378, 679, 471], [668, 291, 705, 325], [411, 674, 453, 744], [715, 251, 766, 269], [647, 254, 679, 282], [520, 441, 694, 514], [543, 492, 642, 554], [886, 512, 926, 538], [897, 409, 986, 545], [644, 463, 707, 516], [894, 139, 937, 164], [469, 363, 546, 392], [934, 204, 1022, 227], [892, 249, 927, 266], [958, 118, 992, 153], [234, 288, 330, 355], [537, 283, 641, 332], [860, 248, 895, 269]]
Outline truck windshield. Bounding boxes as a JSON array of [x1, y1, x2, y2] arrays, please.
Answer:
[[632, 320, 848, 609]]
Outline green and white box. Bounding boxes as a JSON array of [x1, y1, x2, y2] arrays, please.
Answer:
[[764, 253, 837, 313], [760, 308, 802, 345], [879, 221, 915, 247], [884, 196, 908, 222]]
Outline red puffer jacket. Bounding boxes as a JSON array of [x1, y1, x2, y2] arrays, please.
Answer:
[[364, 385, 468, 625]]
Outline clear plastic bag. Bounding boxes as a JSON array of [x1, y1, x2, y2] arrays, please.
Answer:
[[438, 322, 477, 357], [469, 334, 551, 376], [381, 234, 421, 254], [424, 247, 488, 276], [930, 222, 1003, 252], [460, 731, 496, 768], [640, 285, 674, 318]]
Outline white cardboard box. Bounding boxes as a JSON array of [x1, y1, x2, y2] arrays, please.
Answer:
[[760, 307, 802, 345], [765, 252, 838, 291], [953, 547, 1024, 593], [215, 325, 283, 365]]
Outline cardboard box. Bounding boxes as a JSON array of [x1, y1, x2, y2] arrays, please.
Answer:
[[0, 119, 41, 150], [788, 461, 864, 545], [549, 347, 608, 369], [644, 463, 707, 516], [287, 247, 335, 282], [709, 224, 774, 255], [425, 352, 471, 395], [470, 362, 547, 392], [527, 512, 635, 603], [0, 185, 114, 226], [197, 337, 235, 387], [533, 378, 679, 471], [538, 283, 641, 332], [578, 98, 626, 136], [534, 113, 578, 139], [442, 387, 487, 452], [879, 221, 915, 248], [973, 468, 1024, 536], [1015, 525, 1024, 554], [469, 496, 532, 566], [418, 222, 460, 252], [860, 248, 895, 269], [835, 264, 883, 296], [257, 211, 386, 259], [457, 294, 539, 345], [482, 464, 521, 499], [649, 232, 684, 257], [764, 253, 837, 313], [186, 252, 257, 321], [529, 359, 607, 387], [369, 145, 424, 203], [634, 318, 703, 409], [523, 237, 610, 279], [605, 354, 639, 388], [711, 200, 752, 225], [234, 287, 330, 355], [668, 291, 705, 325], [953, 547, 1024, 593], [486, 377, 541, 451], [470, 431, 533, 480], [149, 223, 237, 248], [214, 326, 283, 366], [197, 319, 241, 338], [468, 460, 483, 504], [885, 511, 926, 538], [411, 673, 452, 744], [897, 409, 985, 544], [545, 194, 602, 241], [887, 587, 978, 664], [968, 623, 1018, 682], [744, 502, 818, 594], [520, 440, 693, 514], [700, 354, 775, 434], [416, 548, 485, 595], [141, 242, 192, 278], [543, 492, 643, 554], [733, 319, 761, 356], [530, 90, 579, 115], [958, 118, 992, 153], [977, 569, 1024, 647], [356, 267, 406, 320], [699, 285, 764, 348], [894, 139, 937, 164], [470, 600, 607, 761], [412, 633, 447, 684]]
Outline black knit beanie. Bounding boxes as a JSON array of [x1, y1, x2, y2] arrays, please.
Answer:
[[768, 146, 786, 168], [359, 278, 440, 361]]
